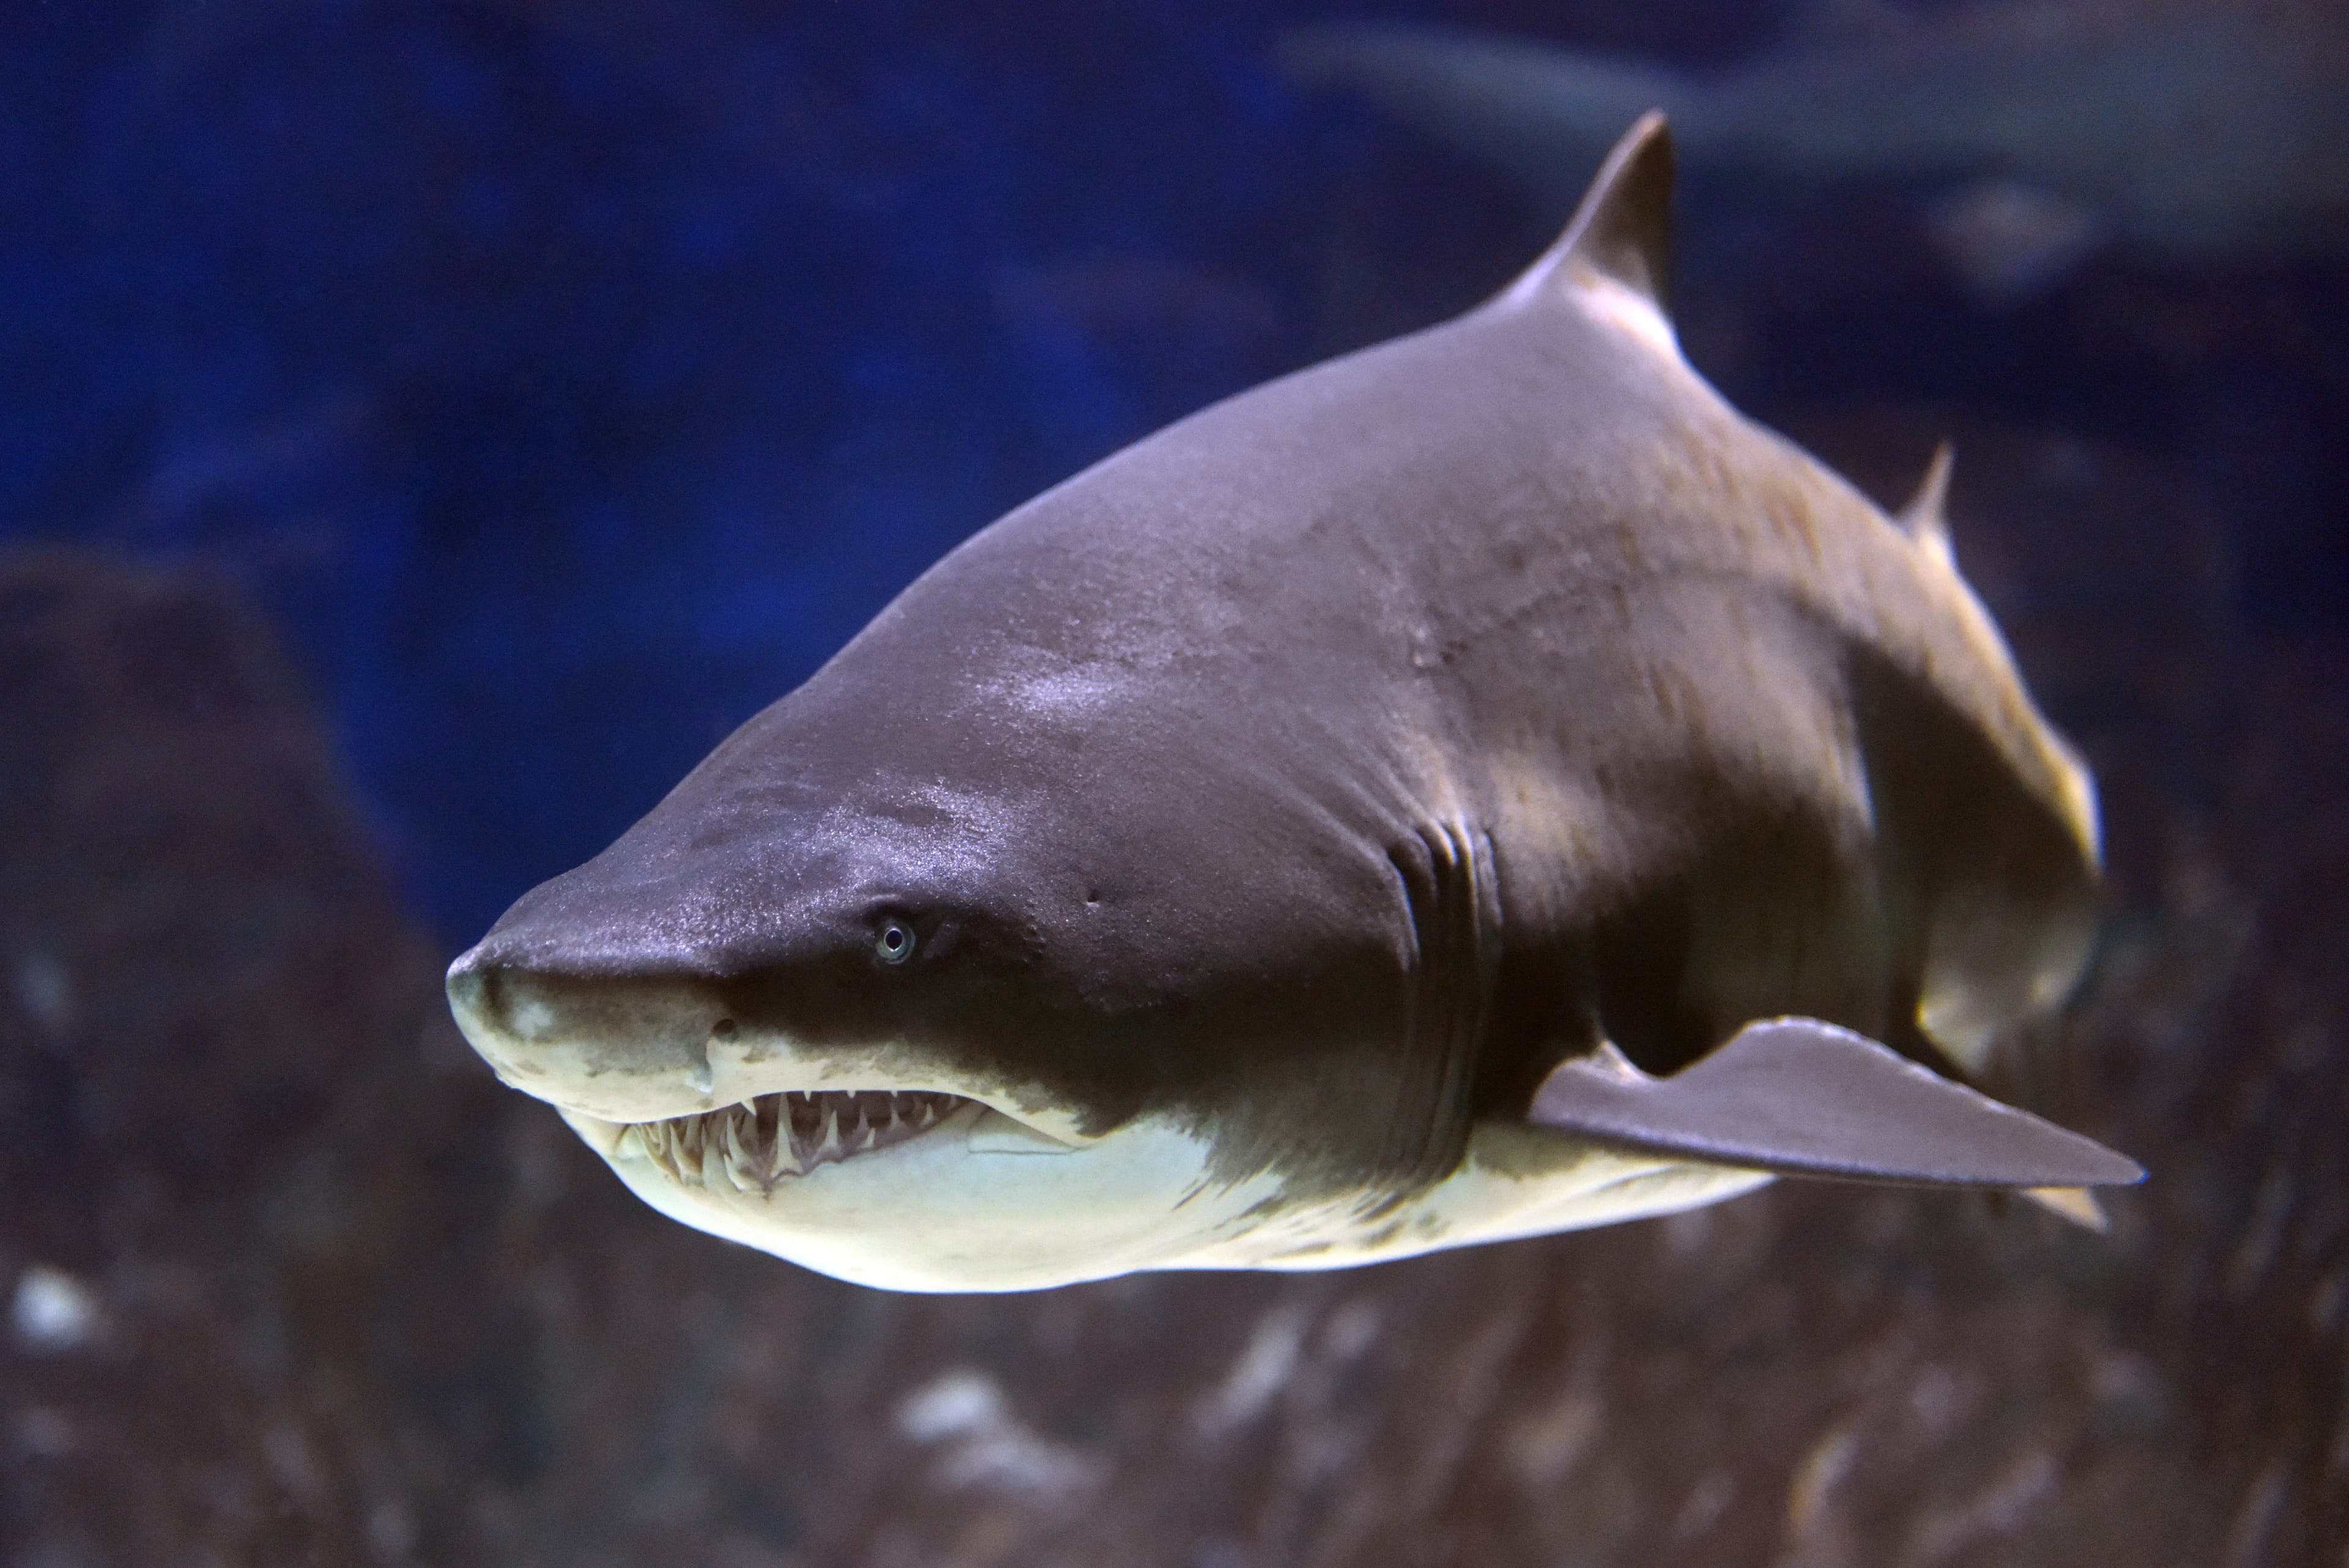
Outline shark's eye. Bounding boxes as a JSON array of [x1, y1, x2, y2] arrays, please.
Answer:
[[875, 918, 916, 965]]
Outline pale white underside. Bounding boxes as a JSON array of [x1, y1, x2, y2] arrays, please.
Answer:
[[558, 1097, 1772, 1293], [469, 995, 1775, 1291]]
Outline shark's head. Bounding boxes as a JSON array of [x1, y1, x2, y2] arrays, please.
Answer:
[[446, 644, 1447, 1291], [448, 781, 1177, 1291]]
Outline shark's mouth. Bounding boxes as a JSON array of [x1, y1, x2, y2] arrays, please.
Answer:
[[617, 1089, 978, 1192]]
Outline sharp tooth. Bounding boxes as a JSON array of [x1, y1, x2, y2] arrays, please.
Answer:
[[819, 1105, 841, 1159], [741, 1110, 765, 1181], [725, 1110, 752, 1182]]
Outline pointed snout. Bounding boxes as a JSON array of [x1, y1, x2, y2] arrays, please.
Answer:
[[443, 946, 556, 1067], [445, 942, 735, 1121]]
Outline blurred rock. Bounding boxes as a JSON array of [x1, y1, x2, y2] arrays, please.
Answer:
[[0, 551, 440, 1220], [0, 549, 451, 1561], [0, 543, 2340, 1566]]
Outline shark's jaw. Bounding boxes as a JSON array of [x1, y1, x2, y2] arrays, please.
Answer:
[[580, 1088, 985, 1191], [443, 959, 1286, 1290], [551, 1085, 1282, 1293]]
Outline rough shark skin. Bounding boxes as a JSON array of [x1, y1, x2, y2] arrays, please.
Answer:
[[447, 117, 2139, 1292]]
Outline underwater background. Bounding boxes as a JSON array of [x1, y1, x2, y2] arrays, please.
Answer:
[[2, 0, 2343, 1562]]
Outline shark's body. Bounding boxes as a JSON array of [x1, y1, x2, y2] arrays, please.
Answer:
[[1286, 4, 2349, 296], [448, 119, 2137, 1292]]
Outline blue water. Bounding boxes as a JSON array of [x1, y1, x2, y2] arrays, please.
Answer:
[[4, 0, 2341, 942]]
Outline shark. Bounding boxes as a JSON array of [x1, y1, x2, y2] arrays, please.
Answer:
[[1282, 2, 2349, 298], [447, 117, 2141, 1293]]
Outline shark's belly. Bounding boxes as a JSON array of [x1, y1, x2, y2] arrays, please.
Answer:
[[568, 1091, 1773, 1289], [1181, 1123, 1775, 1272]]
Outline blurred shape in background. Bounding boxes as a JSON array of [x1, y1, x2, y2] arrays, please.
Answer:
[[1283, 1, 2349, 301]]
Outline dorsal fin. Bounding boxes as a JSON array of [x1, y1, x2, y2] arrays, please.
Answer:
[[1898, 442, 1957, 569], [1502, 111, 1675, 326]]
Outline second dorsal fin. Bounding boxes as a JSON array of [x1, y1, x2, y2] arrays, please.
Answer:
[[1898, 442, 1958, 569], [1502, 111, 1675, 326]]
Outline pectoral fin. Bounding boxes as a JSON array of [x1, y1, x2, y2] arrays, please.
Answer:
[[2019, 1185, 2110, 1232], [1529, 1016, 2144, 1189]]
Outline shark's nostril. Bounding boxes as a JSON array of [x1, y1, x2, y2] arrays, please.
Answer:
[[444, 959, 532, 1045], [444, 959, 492, 1022]]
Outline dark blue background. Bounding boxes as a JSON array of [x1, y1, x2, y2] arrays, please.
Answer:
[[6, 0, 2342, 943]]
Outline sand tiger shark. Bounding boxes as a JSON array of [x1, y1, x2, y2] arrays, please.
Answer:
[[447, 117, 2140, 1292]]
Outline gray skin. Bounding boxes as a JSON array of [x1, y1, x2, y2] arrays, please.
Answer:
[[448, 119, 2129, 1291]]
